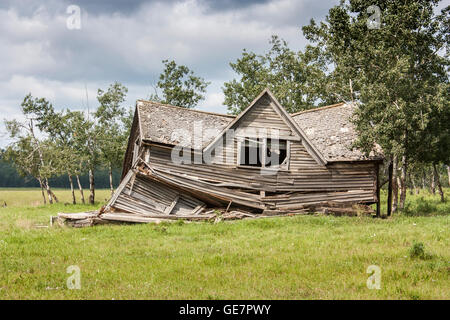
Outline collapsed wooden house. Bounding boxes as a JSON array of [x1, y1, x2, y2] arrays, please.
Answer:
[[88, 88, 382, 222], [58, 89, 384, 226]]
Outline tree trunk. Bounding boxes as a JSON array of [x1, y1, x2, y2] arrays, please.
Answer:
[[44, 178, 53, 204], [68, 174, 76, 204], [392, 155, 398, 213], [422, 170, 426, 190], [109, 165, 114, 196], [50, 188, 59, 203], [433, 164, 445, 202], [399, 156, 407, 210], [447, 165, 450, 187], [89, 168, 95, 204], [413, 180, 420, 194], [76, 175, 85, 204], [38, 178, 47, 205], [387, 160, 393, 217], [409, 173, 414, 195], [431, 168, 436, 195]]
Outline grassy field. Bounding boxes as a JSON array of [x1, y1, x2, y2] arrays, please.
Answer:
[[0, 187, 448, 300]]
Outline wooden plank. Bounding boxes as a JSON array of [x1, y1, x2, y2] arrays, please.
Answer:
[[164, 195, 179, 214], [191, 204, 205, 215], [127, 173, 137, 195], [58, 212, 98, 220], [105, 169, 135, 211]]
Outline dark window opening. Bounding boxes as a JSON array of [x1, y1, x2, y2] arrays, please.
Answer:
[[266, 139, 287, 167], [239, 138, 288, 168], [240, 138, 263, 167]]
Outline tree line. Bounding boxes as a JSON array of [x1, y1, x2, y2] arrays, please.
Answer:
[[0, 156, 121, 189], [2, 82, 132, 205], [2, 0, 449, 213], [1, 59, 210, 205], [221, 0, 449, 212]]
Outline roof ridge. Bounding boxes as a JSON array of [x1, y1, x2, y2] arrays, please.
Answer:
[[290, 102, 347, 117], [136, 99, 236, 118]]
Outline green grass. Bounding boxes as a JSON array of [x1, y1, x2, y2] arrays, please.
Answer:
[[0, 188, 112, 208], [0, 188, 448, 299]]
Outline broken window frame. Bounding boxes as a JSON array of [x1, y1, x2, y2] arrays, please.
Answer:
[[237, 137, 290, 170]]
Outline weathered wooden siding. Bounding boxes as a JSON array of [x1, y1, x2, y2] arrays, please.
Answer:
[[210, 136, 236, 165], [211, 96, 300, 167], [144, 144, 378, 209], [121, 108, 141, 180], [289, 140, 319, 169], [117, 93, 379, 213], [235, 96, 294, 137], [109, 171, 205, 216]]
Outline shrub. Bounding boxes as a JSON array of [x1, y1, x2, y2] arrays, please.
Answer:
[[402, 197, 437, 216], [409, 241, 432, 260]]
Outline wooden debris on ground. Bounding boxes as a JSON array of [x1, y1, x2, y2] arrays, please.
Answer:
[[56, 160, 376, 227], [56, 199, 374, 228]]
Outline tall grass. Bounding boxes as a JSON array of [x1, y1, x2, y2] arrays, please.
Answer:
[[0, 188, 448, 299]]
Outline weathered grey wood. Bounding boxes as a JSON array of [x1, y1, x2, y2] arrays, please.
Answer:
[[105, 170, 136, 211], [164, 195, 179, 214], [110, 89, 385, 224]]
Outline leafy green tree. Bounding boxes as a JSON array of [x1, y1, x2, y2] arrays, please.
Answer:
[[2, 137, 48, 203], [302, 0, 449, 209], [95, 82, 130, 196], [151, 60, 209, 108], [49, 110, 90, 204], [4, 94, 61, 204], [14, 93, 91, 204], [223, 35, 331, 114]]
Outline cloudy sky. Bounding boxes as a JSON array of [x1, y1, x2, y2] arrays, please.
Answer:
[[0, 0, 343, 146]]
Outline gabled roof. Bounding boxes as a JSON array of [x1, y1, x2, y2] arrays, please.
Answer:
[[291, 103, 383, 162], [134, 91, 383, 163], [203, 89, 327, 165]]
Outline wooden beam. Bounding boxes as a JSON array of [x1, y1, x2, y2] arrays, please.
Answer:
[[104, 169, 136, 211], [387, 160, 393, 217], [225, 200, 232, 213], [127, 174, 137, 195], [164, 195, 179, 214], [191, 204, 206, 215]]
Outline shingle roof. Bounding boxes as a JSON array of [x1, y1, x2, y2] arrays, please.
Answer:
[[137, 100, 234, 149], [136, 99, 383, 162], [291, 103, 383, 162]]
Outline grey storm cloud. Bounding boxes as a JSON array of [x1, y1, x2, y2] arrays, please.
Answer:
[[0, 0, 273, 16], [0, 0, 339, 147]]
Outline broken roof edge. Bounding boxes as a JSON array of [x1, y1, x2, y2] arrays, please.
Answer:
[[135, 102, 144, 142], [290, 102, 347, 117], [136, 99, 236, 118]]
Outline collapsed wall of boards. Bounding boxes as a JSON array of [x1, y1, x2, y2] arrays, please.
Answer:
[[57, 143, 378, 227]]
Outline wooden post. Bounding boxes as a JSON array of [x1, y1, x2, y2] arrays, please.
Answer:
[[376, 163, 380, 217], [387, 160, 393, 217]]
